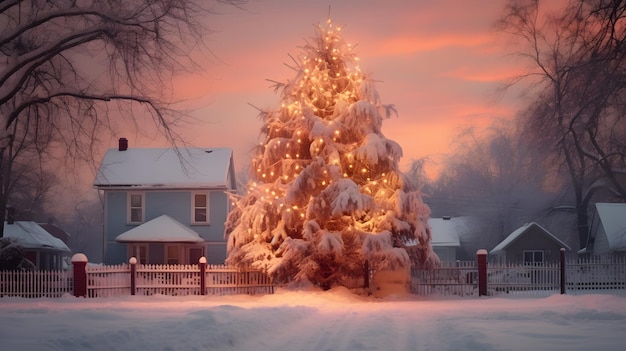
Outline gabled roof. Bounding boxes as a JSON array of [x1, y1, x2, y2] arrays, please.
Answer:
[[406, 217, 465, 247], [4, 221, 71, 252], [115, 215, 205, 243], [595, 203, 626, 251], [428, 217, 464, 247], [94, 147, 236, 189], [490, 222, 570, 254], [38, 223, 71, 244]]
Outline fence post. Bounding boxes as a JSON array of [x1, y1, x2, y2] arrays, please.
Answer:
[[560, 248, 566, 295], [129, 257, 137, 296], [199, 256, 207, 295], [71, 253, 88, 298], [477, 249, 488, 296]]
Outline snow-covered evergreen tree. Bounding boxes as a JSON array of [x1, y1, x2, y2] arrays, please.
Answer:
[[225, 19, 438, 289]]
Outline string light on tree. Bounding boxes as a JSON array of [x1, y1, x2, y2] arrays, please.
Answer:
[[225, 18, 438, 290]]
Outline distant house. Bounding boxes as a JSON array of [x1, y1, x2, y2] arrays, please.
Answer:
[[94, 139, 237, 265], [489, 222, 570, 264], [580, 203, 626, 257], [428, 217, 463, 262], [38, 220, 71, 245], [406, 216, 463, 262], [4, 220, 71, 270]]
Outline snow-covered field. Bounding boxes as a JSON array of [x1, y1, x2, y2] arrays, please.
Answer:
[[1, 288, 625, 351]]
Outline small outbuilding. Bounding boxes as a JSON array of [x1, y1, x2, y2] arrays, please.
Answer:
[[428, 217, 464, 262], [3, 221, 71, 270], [489, 222, 570, 264]]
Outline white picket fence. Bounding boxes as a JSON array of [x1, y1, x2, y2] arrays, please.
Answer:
[[1, 264, 275, 298], [86, 263, 274, 298], [411, 256, 626, 297], [487, 263, 561, 296], [566, 256, 626, 292], [410, 261, 478, 296], [87, 264, 131, 297], [0, 270, 72, 298]]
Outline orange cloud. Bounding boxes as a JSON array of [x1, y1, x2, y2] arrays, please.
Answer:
[[442, 64, 525, 83], [371, 33, 493, 57]]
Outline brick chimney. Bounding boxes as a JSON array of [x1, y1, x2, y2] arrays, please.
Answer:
[[119, 137, 128, 151]]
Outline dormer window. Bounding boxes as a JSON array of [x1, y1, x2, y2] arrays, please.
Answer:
[[128, 192, 144, 224], [192, 192, 209, 225]]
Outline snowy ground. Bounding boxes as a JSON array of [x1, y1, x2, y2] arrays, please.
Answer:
[[1, 288, 625, 351]]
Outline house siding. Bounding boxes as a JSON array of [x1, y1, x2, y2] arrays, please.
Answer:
[[593, 227, 610, 256], [103, 189, 230, 265], [433, 247, 456, 262], [501, 227, 563, 263]]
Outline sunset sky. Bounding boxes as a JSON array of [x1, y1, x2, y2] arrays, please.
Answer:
[[125, 0, 532, 177]]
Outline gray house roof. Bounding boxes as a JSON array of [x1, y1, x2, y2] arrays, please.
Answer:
[[428, 217, 463, 247], [94, 147, 236, 190], [406, 217, 464, 248], [115, 215, 205, 243], [594, 202, 626, 251], [490, 222, 570, 255], [4, 221, 70, 252]]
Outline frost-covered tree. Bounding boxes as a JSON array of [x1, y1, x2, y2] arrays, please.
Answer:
[[0, 0, 243, 237], [225, 20, 438, 289]]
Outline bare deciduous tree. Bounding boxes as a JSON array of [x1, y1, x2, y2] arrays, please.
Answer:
[[428, 122, 563, 257], [0, 0, 243, 236], [498, 0, 626, 248]]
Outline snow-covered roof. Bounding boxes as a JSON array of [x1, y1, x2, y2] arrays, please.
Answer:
[[595, 203, 626, 251], [4, 221, 71, 252], [406, 217, 464, 247], [490, 222, 570, 254], [115, 215, 205, 243], [428, 217, 463, 247], [94, 147, 235, 189]]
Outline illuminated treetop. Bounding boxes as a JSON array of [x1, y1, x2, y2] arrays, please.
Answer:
[[225, 19, 438, 289]]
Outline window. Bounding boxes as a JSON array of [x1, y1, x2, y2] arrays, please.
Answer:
[[166, 245, 179, 265], [523, 250, 544, 266], [128, 192, 144, 224], [131, 244, 148, 264], [188, 247, 204, 264], [192, 192, 209, 224]]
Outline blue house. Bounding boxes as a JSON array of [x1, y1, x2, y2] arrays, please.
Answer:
[[94, 139, 236, 265]]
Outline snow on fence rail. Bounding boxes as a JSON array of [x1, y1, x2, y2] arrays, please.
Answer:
[[411, 252, 626, 297], [0, 270, 72, 298]]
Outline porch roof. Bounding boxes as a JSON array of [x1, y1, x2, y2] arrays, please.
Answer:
[[115, 215, 205, 243]]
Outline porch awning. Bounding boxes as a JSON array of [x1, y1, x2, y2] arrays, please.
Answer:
[[115, 215, 205, 243]]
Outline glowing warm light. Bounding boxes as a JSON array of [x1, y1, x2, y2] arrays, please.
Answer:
[[225, 17, 436, 289]]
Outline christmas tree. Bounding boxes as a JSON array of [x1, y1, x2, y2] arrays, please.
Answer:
[[225, 19, 438, 289]]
